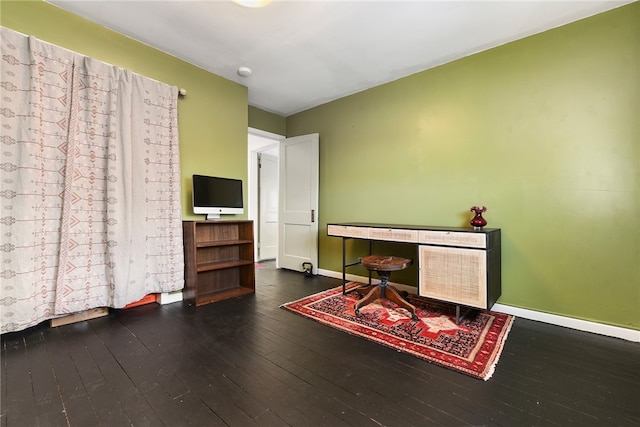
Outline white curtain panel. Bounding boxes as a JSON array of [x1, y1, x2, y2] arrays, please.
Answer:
[[0, 27, 184, 333]]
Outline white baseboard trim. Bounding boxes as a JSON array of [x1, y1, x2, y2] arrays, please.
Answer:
[[319, 268, 377, 284], [490, 304, 639, 342], [317, 268, 639, 342], [158, 290, 183, 305]]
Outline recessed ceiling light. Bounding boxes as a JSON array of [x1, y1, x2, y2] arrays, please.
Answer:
[[232, 0, 272, 8]]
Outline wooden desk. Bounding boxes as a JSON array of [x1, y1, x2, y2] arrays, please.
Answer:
[[327, 223, 501, 312]]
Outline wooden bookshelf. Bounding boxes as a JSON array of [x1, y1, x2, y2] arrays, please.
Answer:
[[182, 220, 255, 306]]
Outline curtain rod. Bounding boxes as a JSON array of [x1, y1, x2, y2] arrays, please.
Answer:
[[7, 28, 188, 99]]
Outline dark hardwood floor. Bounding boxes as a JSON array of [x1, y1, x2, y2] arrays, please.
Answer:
[[2, 261, 639, 426]]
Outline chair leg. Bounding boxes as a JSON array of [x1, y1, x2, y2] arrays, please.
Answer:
[[354, 286, 381, 315], [354, 266, 419, 321], [350, 284, 376, 298], [384, 286, 419, 321]]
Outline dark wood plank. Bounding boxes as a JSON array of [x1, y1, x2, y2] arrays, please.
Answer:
[[81, 317, 164, 426], [25, 329, 70, 427], [44, 326, 102, 426], [2, 261, 639, 427], [64, 329, 132, 427], [1, 333, 40, 427]]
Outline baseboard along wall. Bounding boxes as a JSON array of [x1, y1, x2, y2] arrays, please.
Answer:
[[317, 268, 640, 343], [158, 290, 183, 305], [156, 268, 639, 342]]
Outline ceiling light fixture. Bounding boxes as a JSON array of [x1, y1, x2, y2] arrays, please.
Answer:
[[238, 67, 252, 77], [232, 0, 272, 8]]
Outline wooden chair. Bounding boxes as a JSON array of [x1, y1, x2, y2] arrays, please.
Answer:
[[354, 255, 419, 321]]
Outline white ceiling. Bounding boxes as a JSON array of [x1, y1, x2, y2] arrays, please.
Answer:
[[47, 0, 631, 116]]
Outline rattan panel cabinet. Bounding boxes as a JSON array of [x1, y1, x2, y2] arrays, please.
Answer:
[[418, 229, 501, 310], [182, 220, 255, 306]]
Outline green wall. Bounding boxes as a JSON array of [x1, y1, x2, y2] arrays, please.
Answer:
[[3, 1, 637, 330], [287, 3, 640, 330], [1, 0, 249, 221], [249, 106, 286, 136]]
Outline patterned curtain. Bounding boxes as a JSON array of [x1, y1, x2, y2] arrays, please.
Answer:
[[0, 27, 184, 333]]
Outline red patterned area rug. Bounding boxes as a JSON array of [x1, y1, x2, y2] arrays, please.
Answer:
[[281, 283, 514, 380]]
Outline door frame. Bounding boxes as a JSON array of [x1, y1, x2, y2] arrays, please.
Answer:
[[248, 127, 283, 262]]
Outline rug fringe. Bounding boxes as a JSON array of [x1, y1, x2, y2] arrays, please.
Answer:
[[482, 311, 516, 381]]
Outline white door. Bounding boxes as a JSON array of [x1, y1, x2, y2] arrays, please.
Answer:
[[277, 133, 319, 274], [258, 152, 278, 260]]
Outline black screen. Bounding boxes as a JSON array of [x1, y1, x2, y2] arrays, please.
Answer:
[[192, 175, 243, 208]]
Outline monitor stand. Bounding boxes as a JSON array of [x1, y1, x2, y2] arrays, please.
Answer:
[[206, 213, 221, 220]]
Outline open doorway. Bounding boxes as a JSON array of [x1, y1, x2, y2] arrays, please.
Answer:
[[249, 129, 320, 273], [248, 128, 283, 262]]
